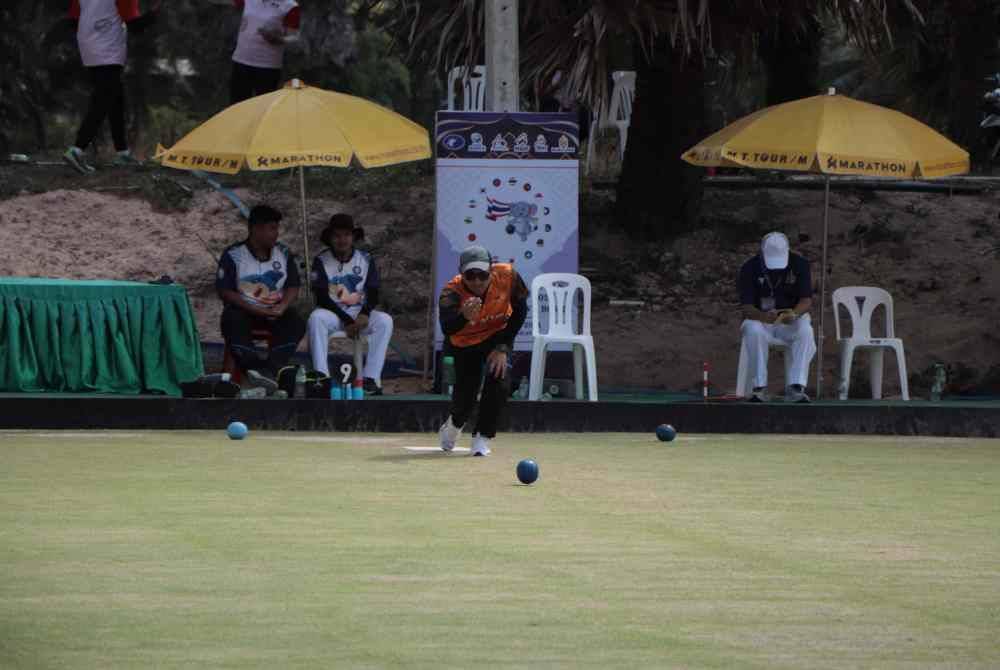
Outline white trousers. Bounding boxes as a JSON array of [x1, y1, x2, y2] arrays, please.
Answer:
[[740, 314, 816, 389], [307, 308, 394, 382]]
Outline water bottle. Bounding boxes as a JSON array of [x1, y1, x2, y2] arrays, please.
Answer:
[[201, 372, 231, 384], [442, 356, 456, 397], [930, 364, 946, 401], [515, 376, 529, 400], [330, 385, 343, 400], [351, 379, 364, 400], [294, 366, 306, 399]]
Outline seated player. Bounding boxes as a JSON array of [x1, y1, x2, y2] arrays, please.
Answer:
[[217, 204, 306, 389], [738, 231, 816, 403], [307, 214, 393, 395], [437, 245, 528, 456]]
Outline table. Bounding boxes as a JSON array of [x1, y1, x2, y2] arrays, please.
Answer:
[[0, 278, 204, 396]]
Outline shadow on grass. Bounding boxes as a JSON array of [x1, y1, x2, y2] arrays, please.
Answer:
[[368, 451, 477, 463]]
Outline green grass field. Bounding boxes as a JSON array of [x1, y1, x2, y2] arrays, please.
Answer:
[[1, 430, 998, 669]]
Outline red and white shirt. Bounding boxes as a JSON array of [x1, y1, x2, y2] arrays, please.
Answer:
[[232, 0, 300, 70], [69, 0, 139, 67]]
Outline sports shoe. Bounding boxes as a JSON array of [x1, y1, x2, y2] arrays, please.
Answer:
[[245, 369, 278, 395], [438, 416, 463, 452], [785, 384, 811, 404], [363, 377, 383, 396], [63, 146, 95, 174], [470, 434, 491, 457], [112, 149, 142, 167], [748, 386, 769, 403]]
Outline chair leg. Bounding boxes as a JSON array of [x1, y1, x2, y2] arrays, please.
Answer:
[[869, 348, 885, 400], [583, 343, 598, 401], [736, 339, 750, 398], [893, 342, 910, 401], [572, 344, 584, 400], [528, 342, 547, 401], [838, 343, 856, 400], [585, 128, 596, 175]]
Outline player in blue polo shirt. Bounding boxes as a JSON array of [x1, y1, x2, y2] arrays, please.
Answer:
[[738, 231, 816, 403], [217, 204, 306, 387], [307, 214, 394, 395]]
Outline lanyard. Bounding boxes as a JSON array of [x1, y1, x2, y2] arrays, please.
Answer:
[[761, 258, 785, 297]]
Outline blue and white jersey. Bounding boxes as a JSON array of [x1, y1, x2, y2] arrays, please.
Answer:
[[310, 248, 379, 314], [217, 240, 300, 306]]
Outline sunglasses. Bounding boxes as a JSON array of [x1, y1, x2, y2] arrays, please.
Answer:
[[463, 270, 490, 282]]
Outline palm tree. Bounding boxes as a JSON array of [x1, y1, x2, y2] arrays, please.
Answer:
[[836, 0, 998, 168], [396, 0, 923, 238]]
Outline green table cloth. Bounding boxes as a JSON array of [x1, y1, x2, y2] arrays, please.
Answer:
[[0, 278, 204, 396]]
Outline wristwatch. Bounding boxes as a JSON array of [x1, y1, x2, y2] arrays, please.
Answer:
[[493, 344, 510, 354]]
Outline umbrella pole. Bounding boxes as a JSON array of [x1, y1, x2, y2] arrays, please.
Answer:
[[817, 176, 830, 399], [299, 166, 310, 282]]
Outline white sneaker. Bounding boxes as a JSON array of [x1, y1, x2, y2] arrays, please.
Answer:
[[470, 434, 491, 457], [438, 417, 463, 452], [245, 369, 278, 395]]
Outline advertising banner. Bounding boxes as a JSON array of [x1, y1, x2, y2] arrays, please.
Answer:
[[434, 112, 579, 350]]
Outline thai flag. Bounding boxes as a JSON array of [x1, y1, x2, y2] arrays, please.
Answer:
[[485, 197, 511, 221]]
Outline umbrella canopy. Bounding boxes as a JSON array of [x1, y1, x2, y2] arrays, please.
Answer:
[[682, 90, 968, 178], [157, 79, 430, 174], [156, 79, 430, 276], [681, 89, 969, 399]]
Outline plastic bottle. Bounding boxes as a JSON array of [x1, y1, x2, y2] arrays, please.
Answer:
[[930, 363, 946, 401], [201, 372, 231, 384], [294, 366, 306, 399], [442, 356, 456, 397], [330, 385, 343, 400], [352, 378, 364, 400], [516, 376, 529, 400]]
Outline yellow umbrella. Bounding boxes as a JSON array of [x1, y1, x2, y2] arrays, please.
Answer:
[[156, 79, 431, 269], [682, 88, 969, 397]]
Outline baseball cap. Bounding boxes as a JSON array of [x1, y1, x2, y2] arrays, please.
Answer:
[[761, 232, 789, 270], [459, 245, 491, 273]]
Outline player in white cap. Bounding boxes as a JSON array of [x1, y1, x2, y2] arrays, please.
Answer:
[[738, 231, 816, 403]]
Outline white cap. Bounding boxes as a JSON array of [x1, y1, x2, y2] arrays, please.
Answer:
[[761, 232, 789, 270]]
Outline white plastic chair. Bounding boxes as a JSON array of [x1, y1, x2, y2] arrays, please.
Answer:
[[328, 331, 365, 382], [735, 341, 794, 398], [585, 70, 635, 174], [528, 273, 598, 401], [832, 287, 909, 401], [446, 66, 487, 112]]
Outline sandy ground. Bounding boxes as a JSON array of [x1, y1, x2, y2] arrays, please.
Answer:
[[0, 166, 997, 397]]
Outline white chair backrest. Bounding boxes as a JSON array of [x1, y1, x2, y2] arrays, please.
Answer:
[[608, 70, 635, 124], [447, 65, 487, 112], [531, 273, 592, 338], [832, 286, 895, 340]]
